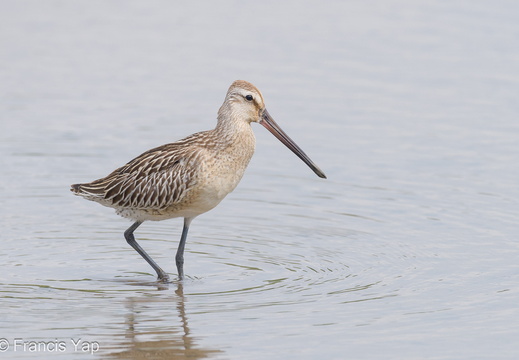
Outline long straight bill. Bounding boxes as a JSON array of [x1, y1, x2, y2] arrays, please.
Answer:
[[259, 109, 327, 179]]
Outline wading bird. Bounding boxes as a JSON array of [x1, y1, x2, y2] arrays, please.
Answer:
[[71, 80, 326, 282]]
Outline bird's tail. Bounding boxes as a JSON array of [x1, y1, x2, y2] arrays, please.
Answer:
[[70, 183, 82, 194], [70, 181, 106, 199]]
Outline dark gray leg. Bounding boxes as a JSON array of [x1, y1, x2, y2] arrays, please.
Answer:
[[175, 217, 193, 280], [124, 221, 169, 282]]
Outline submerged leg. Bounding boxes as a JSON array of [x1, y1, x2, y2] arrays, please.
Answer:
[[124, 221, 170, 282], [175, 217, 193, 280]]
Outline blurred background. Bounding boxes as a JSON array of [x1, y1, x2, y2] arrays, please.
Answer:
[[1, 1, 518, 359]]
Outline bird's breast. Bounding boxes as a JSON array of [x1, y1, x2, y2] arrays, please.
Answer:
[[204, 131, 255, 191], [188, 128, 256, 212]]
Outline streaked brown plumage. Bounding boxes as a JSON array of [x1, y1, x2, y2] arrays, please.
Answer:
[[71, 80, 326, 282]]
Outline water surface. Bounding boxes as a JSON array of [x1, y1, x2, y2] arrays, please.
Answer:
[[1, 1, 519, 359]]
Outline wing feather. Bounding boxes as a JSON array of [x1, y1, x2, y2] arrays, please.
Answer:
[[72, 142, 201, 209]]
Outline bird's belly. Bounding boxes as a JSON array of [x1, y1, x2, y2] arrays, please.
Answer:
[[179, 141, 252, 215], [186, 166, 243, 214]]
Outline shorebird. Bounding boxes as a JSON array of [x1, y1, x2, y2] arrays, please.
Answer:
[[71, 80, 326, 282]]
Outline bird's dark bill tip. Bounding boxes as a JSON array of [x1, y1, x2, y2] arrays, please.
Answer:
[[309, 164, 327, 179]]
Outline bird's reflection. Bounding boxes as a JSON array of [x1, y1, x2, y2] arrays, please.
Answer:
[[106, 281, 221, 359]]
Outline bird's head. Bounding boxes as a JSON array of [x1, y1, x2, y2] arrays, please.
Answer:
[[219, 80, 326, 179]]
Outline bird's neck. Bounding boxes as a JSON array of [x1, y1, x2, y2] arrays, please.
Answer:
[[214, 106, 254, 144]]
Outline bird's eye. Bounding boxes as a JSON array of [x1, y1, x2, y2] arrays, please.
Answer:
[[245, 95, 253, 101]]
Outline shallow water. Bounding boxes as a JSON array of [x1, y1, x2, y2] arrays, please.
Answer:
[[1, 1, 519, 359]]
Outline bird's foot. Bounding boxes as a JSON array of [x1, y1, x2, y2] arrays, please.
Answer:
[[157, 272, 170, 283]]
